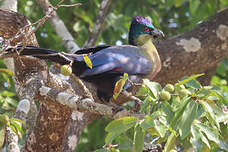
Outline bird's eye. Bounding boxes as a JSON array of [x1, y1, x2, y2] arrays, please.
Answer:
[[142, 26, 150, 32]]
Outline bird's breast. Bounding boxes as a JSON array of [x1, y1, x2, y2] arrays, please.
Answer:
[[140, 41, 161, 80]]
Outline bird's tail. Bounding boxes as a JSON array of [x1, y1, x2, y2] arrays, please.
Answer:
[[8, 46, 77, 65]]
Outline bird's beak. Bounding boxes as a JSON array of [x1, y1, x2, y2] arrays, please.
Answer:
[[151, 28, 165, 38]]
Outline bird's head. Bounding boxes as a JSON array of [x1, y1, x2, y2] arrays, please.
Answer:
[[128, 15, 164, 46]]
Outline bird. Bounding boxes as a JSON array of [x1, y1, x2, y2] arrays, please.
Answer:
[[7, 15, 164, 101]]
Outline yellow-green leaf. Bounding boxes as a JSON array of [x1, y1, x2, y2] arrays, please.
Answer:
[[83, 55, 92, 69], [0, 114, 9, 125], [177, 100, 198, 139], [190, 125, 203, 151], [133, 124, 145, 152], [105, 132, 119, 145], [113, 73, 128, 99], [105, 116, 137, 133], [163, 133, 176, 152], [176, 73, 204, 86], [0, 68, 13, 76]]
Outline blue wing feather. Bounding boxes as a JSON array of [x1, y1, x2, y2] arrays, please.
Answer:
[[81, 45, 153, 77]]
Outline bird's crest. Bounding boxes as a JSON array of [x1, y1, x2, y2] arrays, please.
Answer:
[[131, 15, 154, 28]]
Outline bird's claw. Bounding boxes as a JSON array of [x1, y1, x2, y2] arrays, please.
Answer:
[[112, 106, 125, 115]]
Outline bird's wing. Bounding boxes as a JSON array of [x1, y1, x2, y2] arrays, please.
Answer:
[[75, 45, 111, 54], [81, 45, 153, 77]]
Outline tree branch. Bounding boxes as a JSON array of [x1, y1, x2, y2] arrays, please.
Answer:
[[84, 0, 113, 47], [0, 1, 33, 152], [1, 0, 17, 75], [154, 8, 228, 85], [36, 0, 80, 53]]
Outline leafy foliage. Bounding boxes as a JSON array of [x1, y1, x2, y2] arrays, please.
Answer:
[[98, 75, 228, 152], [0, 63, 23, 151]]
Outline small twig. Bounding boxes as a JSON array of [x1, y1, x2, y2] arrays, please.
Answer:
[[1, 0, 81, 53], [121, 91, 143, 104], [83, 0, 113, 47], [59, 3, 82, 7], [36, 0, 80, 53]]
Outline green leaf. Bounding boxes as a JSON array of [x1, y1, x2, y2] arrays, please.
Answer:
[[1, 91, 16, 97], [220, 0, 228, 7], [10, 119, 24, 135], [105, 116, 137, 133], [171, 97, 191, 128], [208, 103, 228, 123], [113, 73, 128, 99], [123, 73, 128, 79], [176, 74, 204, 86], [199, 129, 210, 148], [197, 87, 211, 98], [78, 11, 94, 27], [195, 122, 228, 151], [5, 97, 18, 108], [158, 114, 173, 133], [140, 114, 157, 130], [161, 101, 174, 122], [116, 135, 132, 150], [0, 114, 9, 125], [9, 119, 23, 138], [1, 73, 11, 88], [174, 0, 184, 7], [207, 96, 219, 101], [181, 76, 202, 89], [0, 68, 13, 76], [135, 86, 148, 97], [95, 149, 111, 152], [189, 0, 201, 15], [191, 121, 211, 148], [154, 119, 167, 138], [190, 125, 203, 152], [163, 133, 176, 152], [143, 79, 162, 99], [139, 96, 152, 114], [10, 118, 25, 125], [177, 100, 198, 139], [200, 102, 220, 129], [105, 132, 119, 145], [0, 125, 5, 150], [133, 125, 145, 152]]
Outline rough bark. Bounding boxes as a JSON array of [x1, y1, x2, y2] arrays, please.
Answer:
[[0, 9, 72, 152], [35, 0, 114, 151], [0, 7, 227, 152], [154, 9, 228, 85]]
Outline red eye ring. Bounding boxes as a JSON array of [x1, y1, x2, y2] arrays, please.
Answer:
[[142, 26, 150, 32]]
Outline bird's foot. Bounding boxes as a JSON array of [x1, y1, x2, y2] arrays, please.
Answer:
[[112, 106, 125, 115]]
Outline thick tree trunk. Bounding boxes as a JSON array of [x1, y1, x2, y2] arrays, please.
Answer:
[[0, 7, 227, 152], [154, 8, 228, 85]]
